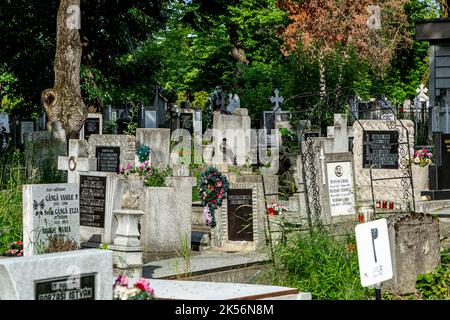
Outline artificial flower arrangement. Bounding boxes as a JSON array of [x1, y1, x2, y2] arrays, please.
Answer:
[[136, 144, 152, 163], [412, 149, 433, 167], [113, 275, 155, 300], [3, 241, 23, 257], [198, 167, 229, 227], [267, 200, 288, 216], [119, 162, 173, 187]]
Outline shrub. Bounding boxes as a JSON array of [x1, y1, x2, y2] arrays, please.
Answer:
[[271, 231, 372, 300]]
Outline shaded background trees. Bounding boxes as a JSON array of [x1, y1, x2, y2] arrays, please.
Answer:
[[0, 0, 441, 127]]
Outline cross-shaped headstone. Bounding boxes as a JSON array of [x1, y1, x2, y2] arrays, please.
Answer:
[[270, 89, 284, 112], [58, 139, 97, 183]]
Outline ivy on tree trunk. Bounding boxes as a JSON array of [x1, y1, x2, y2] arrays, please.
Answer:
[[42, 0, 87, 141]]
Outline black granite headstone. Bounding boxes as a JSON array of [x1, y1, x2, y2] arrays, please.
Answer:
[[440, 134, 450, 189], [83, 118, 100, 141], [35, 274, 95, 300], [180, 112, 194, 135], [363, 131, 399, 169], [96, 146, 120, 173], [79, 175, 107, 228], [227, 189, 254, 242]]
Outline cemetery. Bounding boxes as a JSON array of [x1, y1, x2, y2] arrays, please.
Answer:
[[0, 0, 450, 304]]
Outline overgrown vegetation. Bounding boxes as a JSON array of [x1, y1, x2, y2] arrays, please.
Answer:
[[268, 231, 373, 300]]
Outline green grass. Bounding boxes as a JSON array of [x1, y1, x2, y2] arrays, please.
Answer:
[[269, 231, 373, 300]]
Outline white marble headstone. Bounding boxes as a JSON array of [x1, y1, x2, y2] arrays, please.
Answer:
[[0, 249, 113, 300], [22, 183, 80, 256]]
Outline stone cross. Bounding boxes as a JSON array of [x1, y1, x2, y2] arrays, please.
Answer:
[[270, 89, 284, 112], [58, 139, 97, 183]]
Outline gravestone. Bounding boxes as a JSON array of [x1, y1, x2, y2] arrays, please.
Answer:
[[227, 189, 254, 242], [170, 108, 203, 166], [422, 132, 450, 200], [212, 109, 252, 166], [20, 121, 35, 144], [79, 172, 125, 246], [179, 112, 194, 135], [325, 157, 356, 218], [96, 146, 121, 173], [212, 182, 265, 252], [87, 134, 135, 169], [352, 120, 417, 209], [140, 176, 196, 262], [80, 114, 103, 140], [136, 128, 171, 167], [363, 131, 399, 169], [25, 131, 67, 183], [386, 213, 440, 294], [0, 249, 113, 300], [22, 183, 80, 256]]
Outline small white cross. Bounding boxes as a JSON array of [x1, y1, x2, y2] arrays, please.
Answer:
[[416, 84, 428, 96], [270, 89, 284, 112]]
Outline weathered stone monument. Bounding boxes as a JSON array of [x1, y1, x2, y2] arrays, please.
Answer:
[[386, 213, 440, 294]]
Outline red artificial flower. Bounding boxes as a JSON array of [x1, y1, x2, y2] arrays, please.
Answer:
[[267, 208, 276, 216], [17, 241, 22, 246]]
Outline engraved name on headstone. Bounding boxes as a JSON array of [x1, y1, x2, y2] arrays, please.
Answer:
[[79, 175, 107, 228], [23, 183, 80, 256], [363, 131, 399, 169], [96, 146, 120, 173]]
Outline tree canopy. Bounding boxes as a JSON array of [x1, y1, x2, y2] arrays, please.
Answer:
[[0, 0, 441, 126]]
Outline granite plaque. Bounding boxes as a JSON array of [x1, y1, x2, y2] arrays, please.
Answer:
[[79, 175, 106, 228], [180, 112, 194, 135], [227, 189, 254, 241], [84, 118, 100, 140], [96, 146, 120, 173], [363, 131, 399, 169], [35, 273, 96, 300]]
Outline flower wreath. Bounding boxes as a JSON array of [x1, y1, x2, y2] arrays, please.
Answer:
[[198, 167, 229, 227]]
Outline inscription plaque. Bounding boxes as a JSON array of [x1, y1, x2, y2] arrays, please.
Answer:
[[227, 189, 254, 241]]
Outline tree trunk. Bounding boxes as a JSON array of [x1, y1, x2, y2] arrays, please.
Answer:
[[443, 0, 449, 18], [42, 0, 86, 141], [227, 22, 249, 65]]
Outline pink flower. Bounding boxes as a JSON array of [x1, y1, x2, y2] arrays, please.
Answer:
[[115, 275, 128, 287], [217, 181, 222, 187], [144, 160, 149, 165], [127, 163, 133, 170], [135, 278, 153, 294], [119, 164, 125, 174]]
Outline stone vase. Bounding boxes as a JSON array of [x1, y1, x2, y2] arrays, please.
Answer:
[[113, 209, 144, 247]]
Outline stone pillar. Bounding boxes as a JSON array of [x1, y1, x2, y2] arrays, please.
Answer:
[[109, 175, 145, 278], [109, 209, 144, 278], [385, 213, 440, 294]]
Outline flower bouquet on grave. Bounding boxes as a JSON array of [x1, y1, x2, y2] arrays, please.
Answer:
[[267, 200, 288, 216], [3, 241, 23, 257], [120, 162, 173, 188], [113, 275, 155, 300], [198, 167, 230, 228], [135, 144, 152, 165], [412, 149, 433, 167]]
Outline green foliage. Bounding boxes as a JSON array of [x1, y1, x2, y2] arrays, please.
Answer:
[[192, 91, 209, 110], [144, 167, 173, 187], [416, 267, 450, 300], [272, 231, 372, 300], [0, 149, 24, 254]]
